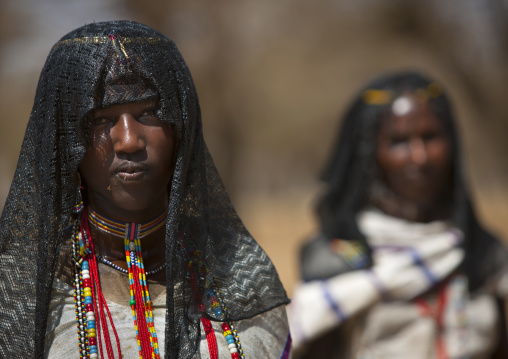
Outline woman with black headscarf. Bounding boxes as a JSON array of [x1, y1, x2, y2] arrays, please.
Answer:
[[0, 21, 290, 359], [288, 72, 508, 358]]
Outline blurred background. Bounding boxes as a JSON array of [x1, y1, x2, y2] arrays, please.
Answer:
[[2, 0, 508, 296]]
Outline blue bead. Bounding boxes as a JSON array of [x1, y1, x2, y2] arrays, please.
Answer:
[[214, 309, 223, 316], [87, 321, 96, 328], [226, 334, 234, 341], [227, 337, 235, 344], [90, 346, 98, 353], [82, 261, 89, 270]]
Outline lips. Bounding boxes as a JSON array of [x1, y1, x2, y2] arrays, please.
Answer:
[[403, 165, 433, 180], [114, 162, 148, 181]]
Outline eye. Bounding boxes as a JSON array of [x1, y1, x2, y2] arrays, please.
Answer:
[[141, 108, 157, 117], [90, 116, 113, 127], [390, 136, 407, 146], [138, 108, 162, 125]]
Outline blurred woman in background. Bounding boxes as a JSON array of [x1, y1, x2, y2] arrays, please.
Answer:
[[288, 71, 508, 358]]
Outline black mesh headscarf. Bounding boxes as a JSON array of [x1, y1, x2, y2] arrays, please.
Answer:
[[0, 20, 288, 358], [305, 71, 507, 293]]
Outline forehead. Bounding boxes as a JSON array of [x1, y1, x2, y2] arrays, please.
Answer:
[[380, 102, 444, 134]]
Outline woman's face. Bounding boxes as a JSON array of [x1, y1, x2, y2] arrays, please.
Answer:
[[79, 98, 175, 222], [376, 95, 452, 206]]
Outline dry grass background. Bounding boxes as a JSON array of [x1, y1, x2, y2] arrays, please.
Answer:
[[2, 0, 508, 299]]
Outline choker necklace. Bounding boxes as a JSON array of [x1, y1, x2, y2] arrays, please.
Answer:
[[88, 206, 168, 239], [88, 207, 168, 276]]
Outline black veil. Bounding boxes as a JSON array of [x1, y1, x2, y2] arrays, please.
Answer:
[[303, 71, 507, 293], [0, 20, 288, 358]]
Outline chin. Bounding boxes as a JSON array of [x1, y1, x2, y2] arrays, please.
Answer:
[[409, 195, 441, 207], [111, 191, 167, 211]]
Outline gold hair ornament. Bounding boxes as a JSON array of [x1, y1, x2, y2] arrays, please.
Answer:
[[362, 82, 442, 105]]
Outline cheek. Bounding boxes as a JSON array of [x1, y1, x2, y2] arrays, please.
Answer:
[[152, 132, 176, 178], [80, 153, 104, 185], [79, 141, 113, 189], [82, 132, 112, 168], [377, 144, 408, 174], [428, 141, 452, 170]]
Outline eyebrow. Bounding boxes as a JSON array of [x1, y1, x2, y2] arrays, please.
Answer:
[[92, 98, 158, 117]]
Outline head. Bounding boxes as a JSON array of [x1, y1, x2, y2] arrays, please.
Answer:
[[354, 73, 456, 221], [318, 72, 459, 235], [374, 91, 453, 220], [44, 22, 199, 223], [78, 46, 177, 222]]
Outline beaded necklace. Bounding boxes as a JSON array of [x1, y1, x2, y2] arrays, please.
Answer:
[[72, 206, 245, 358], [96, 255, 166, 276], [71, 207, 166, 359]]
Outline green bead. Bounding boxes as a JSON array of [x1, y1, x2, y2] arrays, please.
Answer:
[[130, 299, 136, 306]]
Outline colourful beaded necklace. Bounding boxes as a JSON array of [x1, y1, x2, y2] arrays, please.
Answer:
[[72, 206, 245, 358], [71, 206, 167, 359]]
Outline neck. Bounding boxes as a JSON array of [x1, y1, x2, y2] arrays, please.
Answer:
[[370, 191, 451, 223], [86, 192, 170, 223], [86, 206, 167, 273]]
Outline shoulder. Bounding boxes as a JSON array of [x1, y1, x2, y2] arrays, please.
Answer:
[[300, 234, 368, 282], [235, 304, 289, 338], [236, 305, 290, 356]]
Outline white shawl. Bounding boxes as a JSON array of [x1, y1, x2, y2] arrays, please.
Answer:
[[289, 209, 508, 358]]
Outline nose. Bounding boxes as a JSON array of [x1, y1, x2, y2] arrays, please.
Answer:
[[111, 113, 146, 154], [409, 138, 427, 165]]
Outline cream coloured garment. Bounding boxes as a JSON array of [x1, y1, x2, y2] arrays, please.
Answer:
[[44, 264, 290, 358]]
